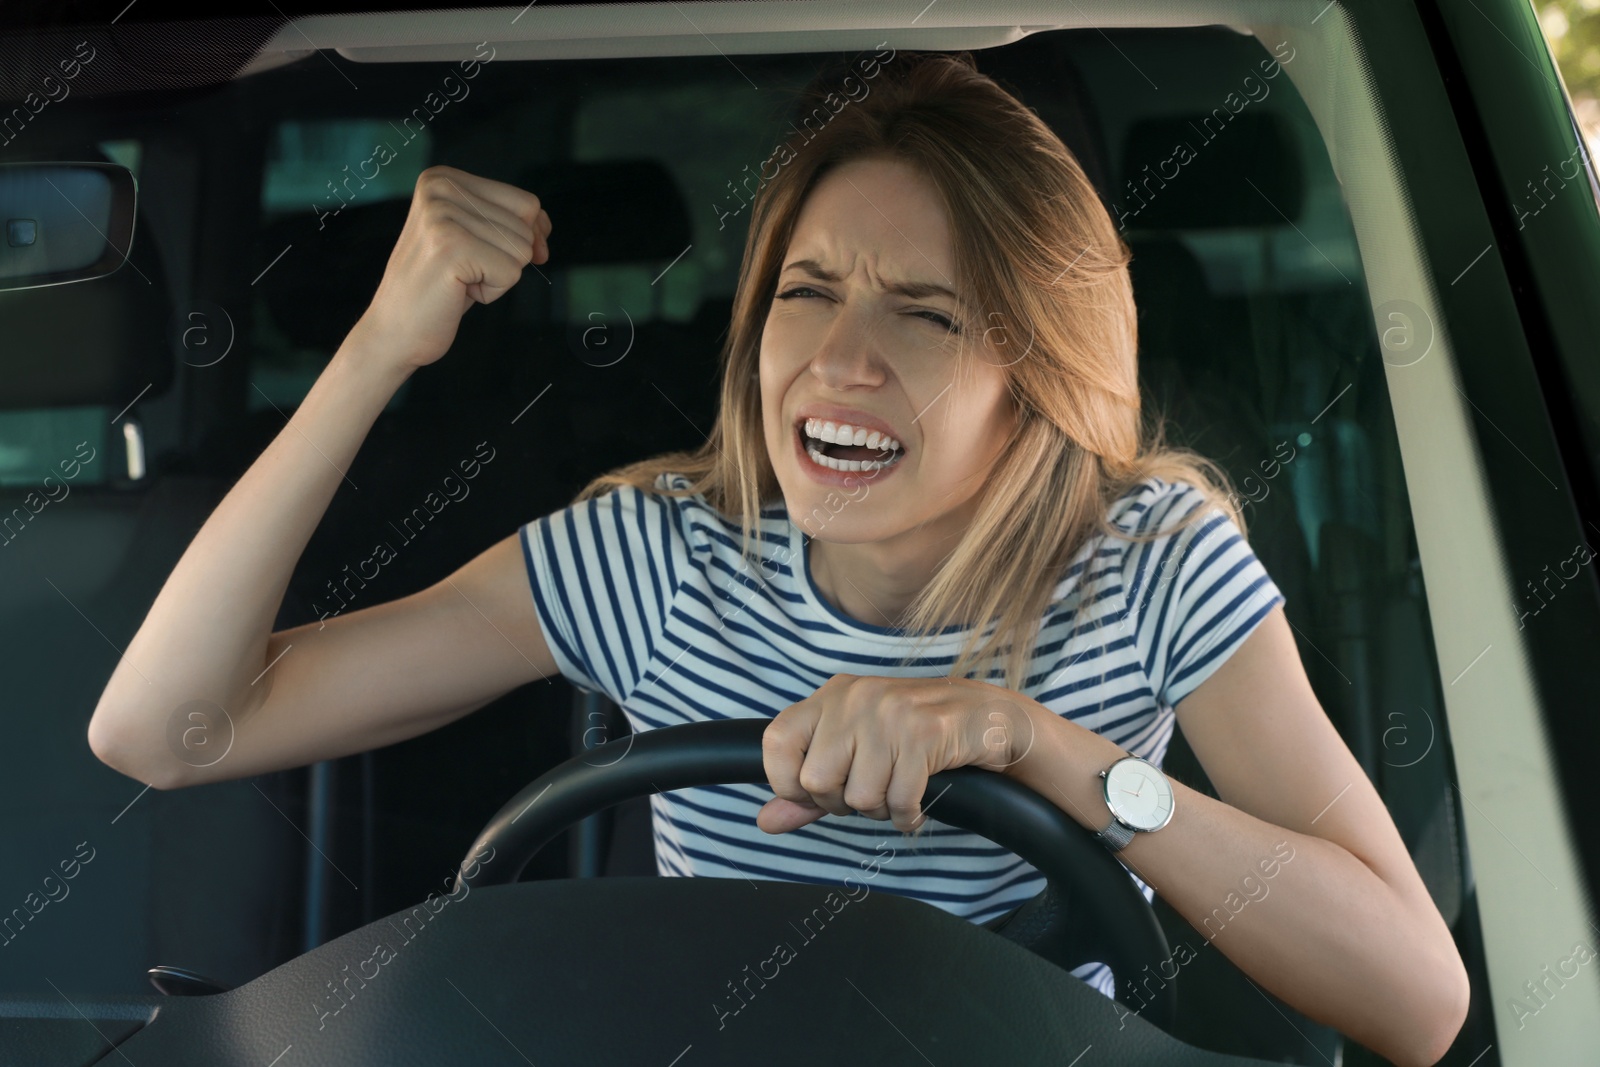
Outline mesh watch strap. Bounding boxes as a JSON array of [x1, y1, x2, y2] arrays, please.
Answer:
[[1096, 817, 1137, 853]]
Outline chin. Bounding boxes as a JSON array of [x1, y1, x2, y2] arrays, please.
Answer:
[[786, 482, 892, 542]]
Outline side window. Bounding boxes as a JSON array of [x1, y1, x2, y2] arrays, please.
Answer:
[[261, 119, 432, 217], [1085, 28, 1433, 797], [1106, 60, 1373, 570], [250, 120, 434, 412], [0, 408, 106, 554], [0, 408, 104, 486], [1066, 37, 1469, 1050]]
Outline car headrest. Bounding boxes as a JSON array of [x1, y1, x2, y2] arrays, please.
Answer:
[[258, 158, 693, 353], [0, 142, 173, 412], [514, 157, 692, 267], [972, 33, 1115, 209], [257, 197, 413, 354], [1117, 111, 1304, 230]]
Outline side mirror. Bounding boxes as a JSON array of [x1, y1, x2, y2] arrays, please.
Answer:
[[0, 161, 137, 293]]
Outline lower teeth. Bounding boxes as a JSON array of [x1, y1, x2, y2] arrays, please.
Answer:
[[805, 440, 901, 473]]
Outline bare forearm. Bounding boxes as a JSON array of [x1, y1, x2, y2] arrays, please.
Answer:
[[1001, 700, 1465, 1066], [89, 327, 412, 777]]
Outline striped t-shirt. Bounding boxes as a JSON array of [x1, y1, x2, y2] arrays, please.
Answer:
[[520, 472, 1285, 999]]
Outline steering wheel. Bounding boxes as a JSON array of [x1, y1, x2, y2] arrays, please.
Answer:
[[97, 719, 1315, 1065], [455, 717, 1176, 1027]]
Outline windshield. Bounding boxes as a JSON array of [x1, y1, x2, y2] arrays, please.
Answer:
[[0, 8, 1502, 1066]]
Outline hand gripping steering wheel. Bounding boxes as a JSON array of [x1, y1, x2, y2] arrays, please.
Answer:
[[452, 718, 1175, 1028]]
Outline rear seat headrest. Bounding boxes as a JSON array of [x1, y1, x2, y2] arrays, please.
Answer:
[[258, 158, 694, 353], [513, 157, 692, 267], [1117, 111, 1304, 231]]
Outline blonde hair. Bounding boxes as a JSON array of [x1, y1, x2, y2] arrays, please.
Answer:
[[576, 50, 1247, 693]]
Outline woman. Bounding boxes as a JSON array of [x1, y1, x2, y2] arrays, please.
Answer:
[[89, 50, 1466, 1066]]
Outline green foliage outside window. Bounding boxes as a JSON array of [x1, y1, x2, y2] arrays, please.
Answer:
[[1537, 0, 1600, 150]]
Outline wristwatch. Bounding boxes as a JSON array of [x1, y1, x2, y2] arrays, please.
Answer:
[[1095, 755, 1175, 852]]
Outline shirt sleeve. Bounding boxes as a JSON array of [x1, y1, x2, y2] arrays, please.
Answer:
[[519, 482, 685, 707], [1120, 479, 1286, 708]]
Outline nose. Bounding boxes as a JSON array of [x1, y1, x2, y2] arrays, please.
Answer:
[[808, 304, 887, 391]]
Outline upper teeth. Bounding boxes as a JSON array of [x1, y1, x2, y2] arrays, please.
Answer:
[[803, 418, 902, 452]]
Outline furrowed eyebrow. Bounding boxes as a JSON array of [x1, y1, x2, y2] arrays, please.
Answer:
[[782, 258, 959, 302]]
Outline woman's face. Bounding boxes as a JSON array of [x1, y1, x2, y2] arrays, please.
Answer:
[[759, 156, 1015, 547]]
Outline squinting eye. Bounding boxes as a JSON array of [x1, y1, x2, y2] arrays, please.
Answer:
[[773, 288, 961, 335], [915, 310, 959, 333]]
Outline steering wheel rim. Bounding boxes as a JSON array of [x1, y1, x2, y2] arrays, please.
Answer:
[[453, 718, 1175, 1028]]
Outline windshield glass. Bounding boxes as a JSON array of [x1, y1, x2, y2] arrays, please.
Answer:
[[0, 11, 1484, 1066]]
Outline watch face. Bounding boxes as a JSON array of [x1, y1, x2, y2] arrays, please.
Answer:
[[1104, 758, 1175, 832]]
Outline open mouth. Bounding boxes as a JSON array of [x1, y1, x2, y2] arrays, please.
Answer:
[[796, 417, 905, 473]]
